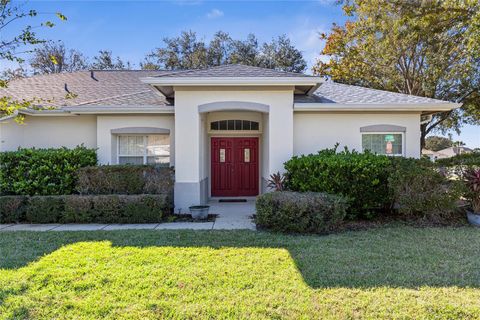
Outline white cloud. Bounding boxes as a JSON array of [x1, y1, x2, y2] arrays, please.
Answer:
[[206, 9, 224, 19]]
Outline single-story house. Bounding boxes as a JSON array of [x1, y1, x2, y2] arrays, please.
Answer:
[[422, 146, 472, 161], [0, 64, 460, 212]]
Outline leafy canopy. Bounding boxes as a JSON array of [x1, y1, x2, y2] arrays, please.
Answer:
[[142, 31, 307, 73], [315, 0, 480, 146], [0, 0, 66, 120]]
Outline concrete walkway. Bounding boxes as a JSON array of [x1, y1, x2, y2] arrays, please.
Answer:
[[0, 200, 256, 232]]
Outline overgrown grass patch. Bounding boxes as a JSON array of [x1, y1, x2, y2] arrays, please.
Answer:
[[0, 227, 479, 319]]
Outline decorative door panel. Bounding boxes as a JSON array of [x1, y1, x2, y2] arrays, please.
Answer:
[[211, 137, 259, 197]]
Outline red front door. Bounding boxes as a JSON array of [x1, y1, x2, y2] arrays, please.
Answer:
[[211, 137, 259, 197]]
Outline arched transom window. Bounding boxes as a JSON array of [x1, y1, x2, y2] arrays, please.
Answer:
[[210, 120, 259, 131]]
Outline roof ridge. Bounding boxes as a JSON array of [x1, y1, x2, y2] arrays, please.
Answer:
[[74, 89, 154, 106], [154, 63, 312, 78]]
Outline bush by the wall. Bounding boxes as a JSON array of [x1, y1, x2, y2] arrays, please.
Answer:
[[0, 196, 27, 223], [76, 165, 174, 195], [284, 146, 392, 218], [26, 196, 64, 223], [0, 194, 172, 224], [435, 152, 480, 167], [389, 162, 463, 221], [255, 191, 348, 234], [0, 146, 97, 196]]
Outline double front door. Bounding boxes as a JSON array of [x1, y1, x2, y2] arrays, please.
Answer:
[[211, 137, 259, 197]]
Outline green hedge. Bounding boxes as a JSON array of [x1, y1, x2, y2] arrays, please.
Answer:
[[0, 194, 172, 224], [389, 160, 463, 221], [284, 146, 393, 218], [76, 165, 174, 195], [255, 191, 348, 234], [435, 152, 480, 167], [0, 146, 97, 196]]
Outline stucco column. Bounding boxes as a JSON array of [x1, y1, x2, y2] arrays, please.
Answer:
[[174, 90, 203, 213], [267, 91, 294, 175]]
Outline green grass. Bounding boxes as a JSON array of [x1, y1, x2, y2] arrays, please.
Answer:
[[1, 226, 479, 319]]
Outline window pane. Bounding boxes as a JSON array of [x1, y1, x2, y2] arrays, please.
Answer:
[[147, 156, 169, 166], [146, 135, 170, 156], [119, 135, 144, 155], [242, 120, 251, 130], [235, 120, 242, 130], [362, 134, 402, 155], [227, 120, 235, 130], [211, 121, 219, 130], [119, 156, 144, 165], [251, 121, 259, 130], [219, 120, 227, 130]]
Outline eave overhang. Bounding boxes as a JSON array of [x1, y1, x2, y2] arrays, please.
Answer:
[[141, 76, 325, 98], [293, 102, 462, 113]]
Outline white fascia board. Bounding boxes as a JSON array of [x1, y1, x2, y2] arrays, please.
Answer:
[[141, 76, 324, 86], [294, 102, 462, 112], [19, 109, 72, 116], [9, 105, 175, 116], [63, 105, 175, 114]]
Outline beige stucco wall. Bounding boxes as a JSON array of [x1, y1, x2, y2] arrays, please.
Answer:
[[0, 115, 97, 151], [96, 115, 175, 165], [293, 112, 422, 158]]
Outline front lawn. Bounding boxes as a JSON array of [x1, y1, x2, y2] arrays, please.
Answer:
[[1, 227, 479, 319]]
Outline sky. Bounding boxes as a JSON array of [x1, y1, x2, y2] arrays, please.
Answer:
[[1, 0, 479, 148]]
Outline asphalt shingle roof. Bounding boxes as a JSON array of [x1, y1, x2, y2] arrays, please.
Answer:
[[0, 70, 172, 108], [1, 67, 451, 110], [155, 64, 315, 78], [297, 81, 450, 105]]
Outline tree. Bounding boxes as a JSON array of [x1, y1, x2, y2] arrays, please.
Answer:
[[91, 50, 131, 70], [1, 66, 27, 81], [314, 0, 480, 148], [258, 35, 306, 73], [143, 31, 307, 73], [0, 0, 66, 120], [30, 41, 88, 74], [425, 136, 453, 151]]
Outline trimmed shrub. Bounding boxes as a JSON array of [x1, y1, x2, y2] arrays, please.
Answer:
[[121, 195, 171, 223], [0, 196, 27, 223], [436, 152, 480, 167], [0, 146, 97, 196], [63, 195, 94, 223], [389, 162, 463, 221], [76, 165, 174, 195], [0, 194, 172, 224], [284, 146, 392, 218], [255, 191, 348, 234], [25, 196, 64, 223]]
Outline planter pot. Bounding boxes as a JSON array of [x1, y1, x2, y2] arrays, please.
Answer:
[[467, 211, 480, 227], [189, 205, 210, 220]]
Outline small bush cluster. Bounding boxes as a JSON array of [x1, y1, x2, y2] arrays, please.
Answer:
[[0, 194, 172, 224], [279, 145, 461, 223], [255, 191, 348, 234], [284, 146, 393, 218], [76, 165, 174, 195], [0, 146, 97, 196], [388, 161, 463, 221], [435, 152, 480, 167]]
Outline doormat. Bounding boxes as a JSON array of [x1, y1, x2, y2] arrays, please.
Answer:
[[219, 199, 247, 203]]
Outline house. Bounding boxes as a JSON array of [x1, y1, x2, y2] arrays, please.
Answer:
[[0, 64, 460, 212], [422, 146, 472, 161]]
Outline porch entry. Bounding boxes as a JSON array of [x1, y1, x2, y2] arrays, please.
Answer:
[[211, 137, 259, 197]]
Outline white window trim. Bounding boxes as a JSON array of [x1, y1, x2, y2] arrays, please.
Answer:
[[361, 132, 405, 157], [117, 134, 170, 165]]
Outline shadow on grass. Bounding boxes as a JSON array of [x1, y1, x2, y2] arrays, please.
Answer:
[[0, 227, 479, 289]]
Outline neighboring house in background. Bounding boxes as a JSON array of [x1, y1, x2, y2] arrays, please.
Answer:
[[423, 146, 473, 161], [0, 64, 460, 212]]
